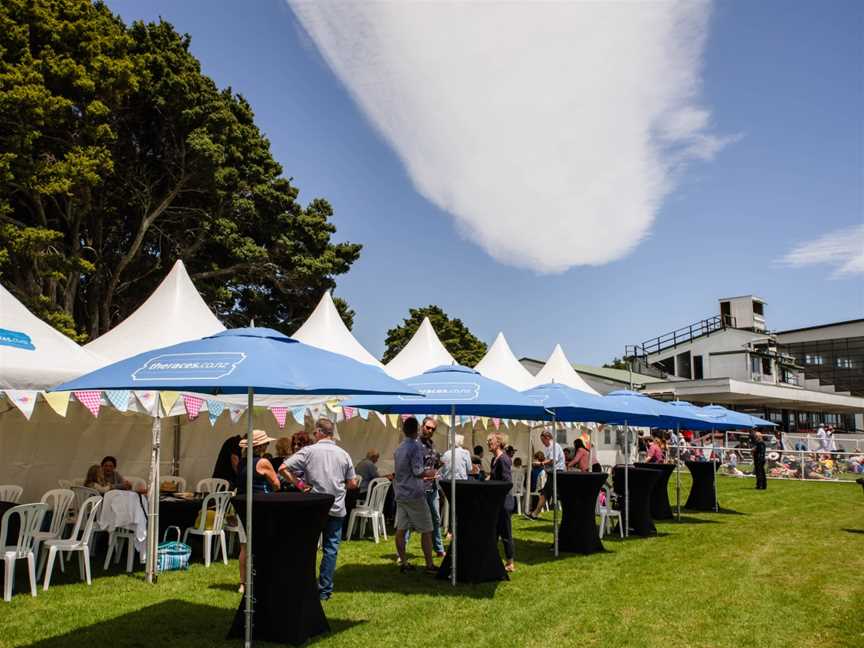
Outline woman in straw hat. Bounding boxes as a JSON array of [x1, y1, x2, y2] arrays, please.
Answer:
[[237, 429, 281, 593]]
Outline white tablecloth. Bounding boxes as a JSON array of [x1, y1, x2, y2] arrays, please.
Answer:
[[98, 490, 148, 556]]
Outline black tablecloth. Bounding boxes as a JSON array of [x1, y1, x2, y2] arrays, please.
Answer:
[[857, 478, 863, 494], [612, 466, 661, 537], [555, 472, 608, 554], [437, 480, 511, 583], [685, 461, 720, 511], [158, 498, 203, 540], [635, 463, 676, 520], [227, 492, 335, 645], [1, 501, 17, 545]]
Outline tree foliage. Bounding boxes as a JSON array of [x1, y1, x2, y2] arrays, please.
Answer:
[[382, 305, 487, 366], [603, 357, 628, 370], [0, 0, 360, 340]]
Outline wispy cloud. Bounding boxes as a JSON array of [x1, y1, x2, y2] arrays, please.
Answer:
[[778, 224, 864, 278], [288, 1, 732, 273]]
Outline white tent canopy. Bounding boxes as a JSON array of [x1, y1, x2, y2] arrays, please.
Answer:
[[533, 344, 601, 395], [292, 291, 383, 367], [474, 332, 537, 391], [85, 260, 225, 365], [384, 317, 455, 379], [0, 283, 102, 389]]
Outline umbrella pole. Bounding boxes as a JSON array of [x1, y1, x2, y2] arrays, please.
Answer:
[[675, 424, 681, 522], [525, 426, 532, 516], [624, 421, 629, 538], [553, 414, 559, 557], [145, 411, 162, 584], [713, 426, 719, 512], [244, 387, 254, 648], [450, 404, 457, 586]]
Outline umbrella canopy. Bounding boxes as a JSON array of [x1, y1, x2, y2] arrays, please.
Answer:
[[666, 400, 740, 431], [603, 390, 723, 430], [522, 382, 623, 423], [701, 404, 776, 429], [346, 364, 547, 418], [53, 328, 418, 396]]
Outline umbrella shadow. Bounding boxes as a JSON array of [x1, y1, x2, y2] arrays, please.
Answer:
[[334, 562, 501, 599], [842, 528, 864, 535], [666, 515, 721, 525]]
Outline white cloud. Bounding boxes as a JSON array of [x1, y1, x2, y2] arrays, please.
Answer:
[[778, 224, 864, 278], [288, 0, 731, 273]]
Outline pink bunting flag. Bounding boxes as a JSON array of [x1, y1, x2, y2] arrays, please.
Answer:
[[342, 406, 356, 420], [74, 391, 102, 418], [492, 417, 501, 429], [270, 407, 288, 429], [183, 395, 205, 421], [401, 413, 412, 422]]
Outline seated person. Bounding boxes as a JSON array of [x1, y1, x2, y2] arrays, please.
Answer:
[[101, 456, 132, 490], [84, 464, 112, 494]]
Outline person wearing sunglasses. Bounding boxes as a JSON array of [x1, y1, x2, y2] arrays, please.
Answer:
[[419, 416, 445, 557]]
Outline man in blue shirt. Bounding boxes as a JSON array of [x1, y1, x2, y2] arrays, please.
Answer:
[[393, 417, 437, 573], [526, 429, 565, 520]]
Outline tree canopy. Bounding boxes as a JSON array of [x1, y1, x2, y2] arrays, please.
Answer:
[[382, 305, 487, 367], [0, 0, 359, 341]]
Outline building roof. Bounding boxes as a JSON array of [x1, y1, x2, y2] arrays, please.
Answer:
[[531, 345, 600, 394], [519, 356, 664, 387], [474, 332, 537, 391], [384, 317, 455, 379], [774, 318, 864, 336]]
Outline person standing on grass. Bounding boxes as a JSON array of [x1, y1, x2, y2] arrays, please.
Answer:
[[752, 431, 767, 490], [419, 416, 445, 557], [393, 417, 438, 574], [281, 418, 357, 601], [487, 431, 516, 573], [526, 429, 565, 519]]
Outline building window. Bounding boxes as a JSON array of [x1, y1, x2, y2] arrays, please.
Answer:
[[836, 357, 854, 369], [676, 351, 692, 379], [750, 355, 761, 374], [752, 301, 764, 316], [720, 301, 732, 326], [805, 354, 824, 365], [761, 357, 773, 376], [693, 355, 704, 380], [653, 356, 675, 376]]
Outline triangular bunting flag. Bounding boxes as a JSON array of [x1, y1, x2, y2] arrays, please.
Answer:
[[388, 414, 399, 428], [291, 406, 307, 425], [471, 416, 478, 426], [105, 389, 131, 412], [160, 391, 181, 415], [373, 411, 386, 424], [479, 416, 489, 428], [74, 390, 102, 418], [134, 391, 158, 416], [183, 395, 205, 421], [270, 407, 288, 429], [326, 399, 341, 413], [342, 406, 356, 420], [7, 390, 38, 420], [207, 400, 225, 427], [229, 407, 246, 424], [357, 408, 369, 420], [44, 391, 71, 418], [492, 417, 501, 429]]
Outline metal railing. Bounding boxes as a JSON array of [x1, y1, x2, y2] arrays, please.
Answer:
[[627, 314, 735, 362]]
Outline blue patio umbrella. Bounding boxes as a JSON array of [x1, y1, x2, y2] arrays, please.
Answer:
[[346, 365, 549, 583], [701, 404, 776, 429], [53, 328, 418, 647]]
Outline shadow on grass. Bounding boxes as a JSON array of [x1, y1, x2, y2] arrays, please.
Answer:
[[334, 562, 501, 599], [209, 583, 240, 593], [682, 507, 745, 516], [23, 599, 363, 648], [842, 528, 864, 535], [666, 515, 721, 525]]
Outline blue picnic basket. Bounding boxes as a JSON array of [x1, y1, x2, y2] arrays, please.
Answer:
[[156, 526, 192, 572]]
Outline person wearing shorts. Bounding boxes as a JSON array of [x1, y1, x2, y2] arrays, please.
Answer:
[[527, 429, 565, 519], [393, 416, 437, 573]]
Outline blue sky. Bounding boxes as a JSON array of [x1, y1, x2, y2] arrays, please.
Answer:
[[106, 0, 863, 365]]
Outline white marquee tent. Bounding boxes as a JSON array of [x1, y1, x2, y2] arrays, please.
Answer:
[[474, 332, 537, 391], [533, 344, 601, 395], [85, 260, 225, 365], [292, 291, 383, 367], [0, 283, 102, 390], [384, 316, 455, 379]]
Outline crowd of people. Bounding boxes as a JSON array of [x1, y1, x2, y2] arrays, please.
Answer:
[[83, 456, 147, 494]]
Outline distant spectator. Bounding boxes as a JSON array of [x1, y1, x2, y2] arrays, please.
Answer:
[[101, 456, 132, 491], [355, 449, 381, 496]]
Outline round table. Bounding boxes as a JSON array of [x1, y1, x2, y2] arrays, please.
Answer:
[[436, 480, 511, 583], [555, 472, 609, 554], [227, 492, 335, 646], [635, 463, 675, 520], [158, 498, 203, 540], [685, 461, 720, 511], [612, 466, 661, 537]]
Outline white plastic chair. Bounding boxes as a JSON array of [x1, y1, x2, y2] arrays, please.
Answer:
[[0, 485, 23, 504], [196, 478, 230, 493], [511, 467, 526, 515], [160, 476, 187, 492], [223, 511, 245, 557], [32, 489, 74, 563], [345, 478, 390, 543], [183, 491, 232, 567], [40, 496, 102, 590], [1, 502, 48, 601], [597, 484, 622, 539], [57, 479, 72, 490], [102, 491, 143, 573]]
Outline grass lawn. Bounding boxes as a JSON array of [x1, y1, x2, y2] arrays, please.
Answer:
[[2, 477, 862, 648]]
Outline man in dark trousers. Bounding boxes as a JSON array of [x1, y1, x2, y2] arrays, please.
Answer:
[[752, 431, 767, 490]]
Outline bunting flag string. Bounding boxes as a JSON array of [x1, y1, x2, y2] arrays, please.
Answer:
[[183, 395, 205, 421], [7, 390, 38, 420], [159, 391, 181, 415], [207, 400, 225, 427], [74, 390, 102, 418], [43, 391, 71, 418], [105, 389, 131, 412], [270, 406, 289, 429]]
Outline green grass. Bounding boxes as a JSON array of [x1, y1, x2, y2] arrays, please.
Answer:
[[2, 477, 863, 648]]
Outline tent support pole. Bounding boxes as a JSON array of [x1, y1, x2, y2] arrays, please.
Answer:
[[525, 424, 532, 516], [145, 411, 161, 584], [172, 417, 181, 476], [553, 414, 559, 557], [675, 424, 681, 522], [244, 388, 254, 648], [450, 404, 457, 586], [624, 421, 629, 538]]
